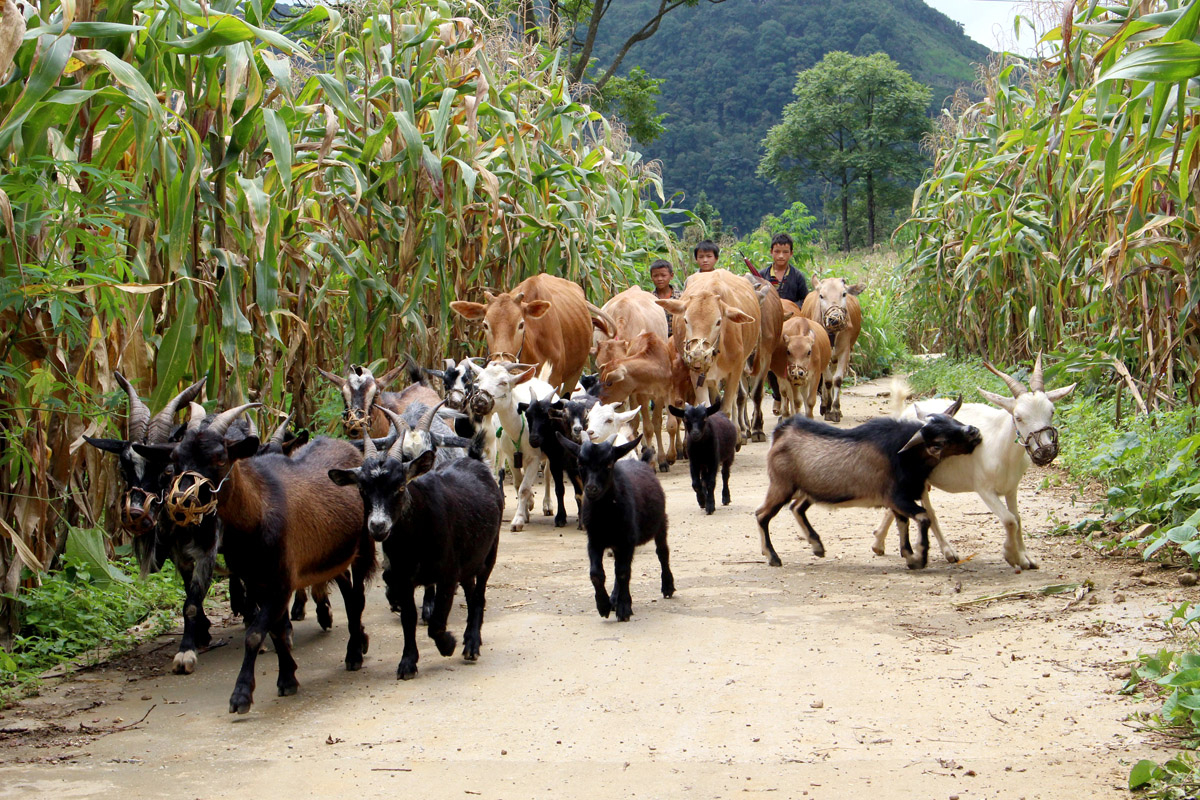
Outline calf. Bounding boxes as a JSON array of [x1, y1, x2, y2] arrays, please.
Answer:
[[755, 398, 982, 569], [520, 393, 583, 528], [669, 403, 736, 514], [800, 277, 863, 423], [329, 434, 503, 680], [769, 316, 832, 419], [555, 435, 674, 621], [597, 331, 673, 472]]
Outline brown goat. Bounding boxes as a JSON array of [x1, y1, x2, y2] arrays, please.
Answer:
[[319, 363, 440, 438]]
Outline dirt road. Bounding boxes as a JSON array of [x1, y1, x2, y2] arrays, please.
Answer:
[[0, 378, 1179, 798]]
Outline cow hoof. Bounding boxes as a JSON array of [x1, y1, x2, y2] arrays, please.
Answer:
[[768, 556, 782, 567], [659, 462, 669, 473], [172, 650, 197, 675], [751, 431, 766, 443]]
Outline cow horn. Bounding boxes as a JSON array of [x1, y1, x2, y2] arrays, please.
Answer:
[[317, 367, 346, 389], [512, 291, 525, 303], [114, 371, 151, 443], [982, 360, 1027, 398], [586, 301, 618, 339], [1030, 352, 1045, 393], [149, 376, 208, 443], [268, 414, 292, 447], [188, 402, 207, 431], [208, 403, 261, 438], [378, 407, 411, 461], [362, 426, 378, 461]]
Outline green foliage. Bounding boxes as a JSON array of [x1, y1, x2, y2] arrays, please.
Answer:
[[588, 0, 987, 234], [1, 553, 184, 701], [904, 355, 1008, 403], [740, 201, 819, 271], [597, 66, 667, 143], [853, 277, 911, 380], [760, 51, 932, 251]]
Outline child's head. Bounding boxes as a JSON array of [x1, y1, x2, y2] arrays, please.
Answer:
[[770, 233, 794, 266], [693, 240, 719, 271], [649, 259, 674, 291]]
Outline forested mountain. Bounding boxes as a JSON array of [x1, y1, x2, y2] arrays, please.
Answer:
[[590, 0, 991, 235]]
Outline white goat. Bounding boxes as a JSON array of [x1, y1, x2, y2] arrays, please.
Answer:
[[469, 362, 556, 531], [585, 403, 641, 459], [872, 355, 1076, 572]]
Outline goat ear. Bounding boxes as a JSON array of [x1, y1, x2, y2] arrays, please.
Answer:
[[1045, 383, 1077, 403], [84, 436, 128, 454], [555, 432, 581, 457], [377, 364, 406, 387], [517, 402, 529, 415], [131, 442, 176, 460], [450, 301, 487, 320], [228, 435, 260, 462], [668, 406, 685, 419], [511, 366, 537, 385], [327, 467, 361, 486], [523, 300, 551, 319], [898, 430, 925, 453], [406, 450, 436, 480], [318, 367, 347, 388], [612, 435, 642, 461], [551, 400, 565, 411], [944, 395, 964, 417], [282, 431, 310, 455], [978, 387, 1017, 413]]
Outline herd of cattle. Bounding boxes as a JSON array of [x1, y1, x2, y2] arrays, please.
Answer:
[[84, 268, 1077, 715]]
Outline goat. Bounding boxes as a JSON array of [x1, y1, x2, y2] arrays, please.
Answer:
[[319, 362, 440, 438], [138, 404, 374, 714], [755, 398, 982, 570], [422, 357, 489, 439], [584, 402, 641, 455], [555, 435, 675, 621], [669, 403, 737, 515], [329, 429, 502, 679], [520, 392, 583, 529], [85, 374, 220, 675], [564, 396, 597, 444], [871, 356, 1076, 572], [468, 361, 554, 530]]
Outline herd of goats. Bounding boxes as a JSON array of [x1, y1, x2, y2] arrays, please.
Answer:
[[83, 268, 1077, 714]]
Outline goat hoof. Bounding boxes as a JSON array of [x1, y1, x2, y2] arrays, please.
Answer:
[[614, 603, 633, 622], [659, 462, 669, 473], [278, 680, 299, 697], [661, 579, 675, 598], [397, 661, 418, 680], [228, 695, 253, 715], [345, 658, 363, 672], [361, 631, 369, 654], [595, 598, 612, 618], [290, 605, 306, 622], [871, 545, 885, 556], [434, 632, 457, 657], [554, 515, 567, 528], [942, 548, 959, 564], [172, 650, 197, 675], [767, 555, 782, 567], [722, 496, 731, 506], [510, 520, 525, 532]]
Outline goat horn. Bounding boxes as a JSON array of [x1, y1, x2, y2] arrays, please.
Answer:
[[418, 400, 448, 434], [267, 414, 292, 447], [378, 406, 411, 461], [981, 360, 1027, 398], [362, 426, 378, 461], [944, 394, 964, 417], [245, 413, 259, 440], [149, 376, 208, 443], [317, 367, 346, 388], [1030, 352, 1045, 392], [187, 402, 207, 431], [208, 403, 261, 438], [444, 357, 456, 370], [114, 371, 151, 443]]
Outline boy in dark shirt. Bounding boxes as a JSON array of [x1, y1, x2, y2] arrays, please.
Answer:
[[762, 233, 808, 306], [693, 240, 719, 273]]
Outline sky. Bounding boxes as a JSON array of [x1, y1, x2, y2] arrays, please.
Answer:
[[923, 0, 1049, 53]]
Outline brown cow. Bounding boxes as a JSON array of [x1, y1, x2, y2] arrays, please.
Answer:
[[597, 331, 673, 472], [769, 316, 831, 418], [746, 277, 785, 441], [450, 274, 613, 393], [658, 270, 760, 440], [664, 335, 696, 463], [601, 287, 669, 343], [319, 363, 440, 438], [800, 277, 863, 423]]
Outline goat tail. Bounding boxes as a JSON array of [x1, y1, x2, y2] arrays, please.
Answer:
[[467, 430, 488, 462], [406, 360, 425, 387], [889, 376, 913, 418], [640, 446, 656, 464]]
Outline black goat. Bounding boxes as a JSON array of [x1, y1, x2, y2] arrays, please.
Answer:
[[669, 403, 736, 515], [329, 433, 502, 680], [138, 404, 373, 714], [564, 396, 597, 444], [520, 394, 583, 528], [756, 398, 982, 569], [555, 434, 675, 621]]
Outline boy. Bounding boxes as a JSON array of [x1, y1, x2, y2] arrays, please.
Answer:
[[763, 233, 808, 306], [693, 240, 719, 273], [649, 258, 680, 330]]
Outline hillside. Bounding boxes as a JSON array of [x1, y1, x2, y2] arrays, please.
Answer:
[[591, 0, 992, 235]]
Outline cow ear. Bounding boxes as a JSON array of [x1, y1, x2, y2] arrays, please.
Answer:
[[656, 299, 687, 315], [327, 467, 361, 486], [725, 307, 756, 324], [810, 277, 822, 291], [782, 310, 795, 321], [450, 301, 486, 320], [484, 291, 497, 302], [847, 284, 865, 296], [523, 300, 551, 319], [84, 436, 128, 454]]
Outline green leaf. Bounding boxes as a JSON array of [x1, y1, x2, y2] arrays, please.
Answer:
[[262, 108, 292, 191], [1099, 40, 1200, 83], [150, 286, 198, 410], [1129, 759, 1160, 789], [0, 33, 76, 151], [65, 528, 130, 587], [164, 15, 257, 53]]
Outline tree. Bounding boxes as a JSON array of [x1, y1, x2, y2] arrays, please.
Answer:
[[758, 52, 932, 250]]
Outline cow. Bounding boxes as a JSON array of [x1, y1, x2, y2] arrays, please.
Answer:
[[746, 277, 785, 441], [600, 287, 669, 343], [769, 316, 832, 418], [800, 277, 863, 423], [597, 331, 673, 472], [450, 274, 615, 394], [656, 270, 760, 441]]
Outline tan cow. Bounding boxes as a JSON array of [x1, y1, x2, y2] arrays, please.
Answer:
[[746, 276, 785, 441], [658, 269, 760, 438], [450, 273, 613, 393], [597, 331, 673, 472], [601, 287, 669, 343], [664, 334, 696, 463], [769, 316, 831, 418], [800, 277, 863, 423]]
